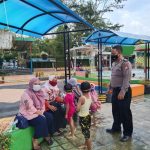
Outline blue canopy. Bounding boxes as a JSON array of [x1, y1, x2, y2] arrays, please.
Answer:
[[84, 29, 150, 45], [0, 0, 94, 37]]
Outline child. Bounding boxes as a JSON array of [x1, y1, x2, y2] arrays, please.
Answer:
[[90, 83, 101, 126], [64, 83, 76, 138], [77, 81, 92, 150], [68, 78, 81, 129]]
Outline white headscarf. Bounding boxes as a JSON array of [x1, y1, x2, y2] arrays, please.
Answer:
[[49, 75, 56, 81], [68, 78, 77, 87]]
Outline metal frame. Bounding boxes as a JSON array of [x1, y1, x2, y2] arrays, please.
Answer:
[[63, 25, 71, 84], [97, 38, 103, 94], [145, 42, 150, 81], [148, 43, 150, 80], [0, 22, 43, 36], [62, 26, 92, 83]]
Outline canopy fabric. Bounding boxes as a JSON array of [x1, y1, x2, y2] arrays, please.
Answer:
[[84, 29, 150, 45], [0, 0, 94, 37]]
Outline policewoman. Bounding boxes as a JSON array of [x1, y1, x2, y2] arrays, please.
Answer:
[[106, 45, 133, 142]]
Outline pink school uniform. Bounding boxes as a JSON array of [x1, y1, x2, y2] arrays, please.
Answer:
[[64, 93, 75, 122], [90, 88, 101, 113]]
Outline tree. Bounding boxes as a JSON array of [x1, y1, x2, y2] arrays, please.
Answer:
[[62, 0, 125, 30], [24, 0, 127, 68], [61, 0, 126, 45]]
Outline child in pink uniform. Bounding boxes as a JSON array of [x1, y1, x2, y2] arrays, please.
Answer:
[[64, 84, 76, 138], [90, 83, 101, 126]]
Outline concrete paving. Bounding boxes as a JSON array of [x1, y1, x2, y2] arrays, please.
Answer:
[[0, 79, 150, 149], [40, 95, 150, 150]]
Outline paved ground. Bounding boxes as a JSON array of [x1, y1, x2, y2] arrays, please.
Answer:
[[40, 95, 150, 150], [1, 94, 150, 149], [0, 76, 150, 149]]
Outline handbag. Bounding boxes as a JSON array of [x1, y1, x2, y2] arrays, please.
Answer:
[[14, 113, 29, 129]]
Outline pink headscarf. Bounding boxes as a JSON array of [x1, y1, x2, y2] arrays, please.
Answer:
[[26, 77, 45, 110]]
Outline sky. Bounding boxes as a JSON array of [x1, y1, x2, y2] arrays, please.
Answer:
[[104, 0, 150, 36]]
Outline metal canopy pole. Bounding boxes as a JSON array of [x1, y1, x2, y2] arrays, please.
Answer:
[[67, 30, 71, 79], [98, 37, 103, 94], [145, 43, 147, 80], [100, 39, 103, 94], [148, 42, 150, 80], [63, 25, 71, 84], [63, 25, 67, 84], [98, 38, 100, 94]]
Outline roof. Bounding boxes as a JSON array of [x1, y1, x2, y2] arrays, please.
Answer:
[[84, 29, 150, 45], [0, 0, 94, 37], [70, 45, 97, 52], [15, 37, 36, 42]]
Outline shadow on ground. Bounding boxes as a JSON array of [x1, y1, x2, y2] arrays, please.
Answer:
[[0, 102, 19, 118]]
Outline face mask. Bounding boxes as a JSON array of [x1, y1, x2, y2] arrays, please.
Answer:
[[49, 81, 57, 86], [33, 85, 41, 92], [111, 54, 118, 61]]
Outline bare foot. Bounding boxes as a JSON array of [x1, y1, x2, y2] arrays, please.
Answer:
[[78, 144, 87, 149], [68, 128, 76, 135], [67, 134, 75, 139]]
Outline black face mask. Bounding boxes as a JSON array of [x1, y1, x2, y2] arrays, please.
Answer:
[[111, 54, 118, 61]]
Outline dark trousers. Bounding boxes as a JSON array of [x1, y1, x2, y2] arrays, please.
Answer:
[[28, 112, 54, 139], [111, 87, 133, 136], [48, 101, 67, 132]]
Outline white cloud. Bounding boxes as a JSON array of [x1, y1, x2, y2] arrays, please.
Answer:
[[104, 0, 150, 36]]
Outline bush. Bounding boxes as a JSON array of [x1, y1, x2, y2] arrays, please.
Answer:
[[0, 133, 11, 150], [0, 122, 11, 150]]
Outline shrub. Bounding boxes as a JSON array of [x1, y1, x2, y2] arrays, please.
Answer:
[[0, 123, 11, 150], [0, 133, 11, 150]]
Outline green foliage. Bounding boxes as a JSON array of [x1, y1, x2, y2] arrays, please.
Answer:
[[0, 133, 11, 150], [61, 0, 125, 44], [30, 36, 64, 59], [28, 0, 127, 64], [62, 0, 125, 29], [3, 52, 18, 61]]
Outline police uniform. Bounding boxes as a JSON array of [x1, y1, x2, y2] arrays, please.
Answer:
[[110, 59, 133, 137]]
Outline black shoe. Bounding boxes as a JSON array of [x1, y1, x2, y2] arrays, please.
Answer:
[[106, 129, 121, 134], [120, 136, 131, 142]]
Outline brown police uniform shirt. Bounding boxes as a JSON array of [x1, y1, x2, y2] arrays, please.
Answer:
[[110, 59, 132, 95]]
